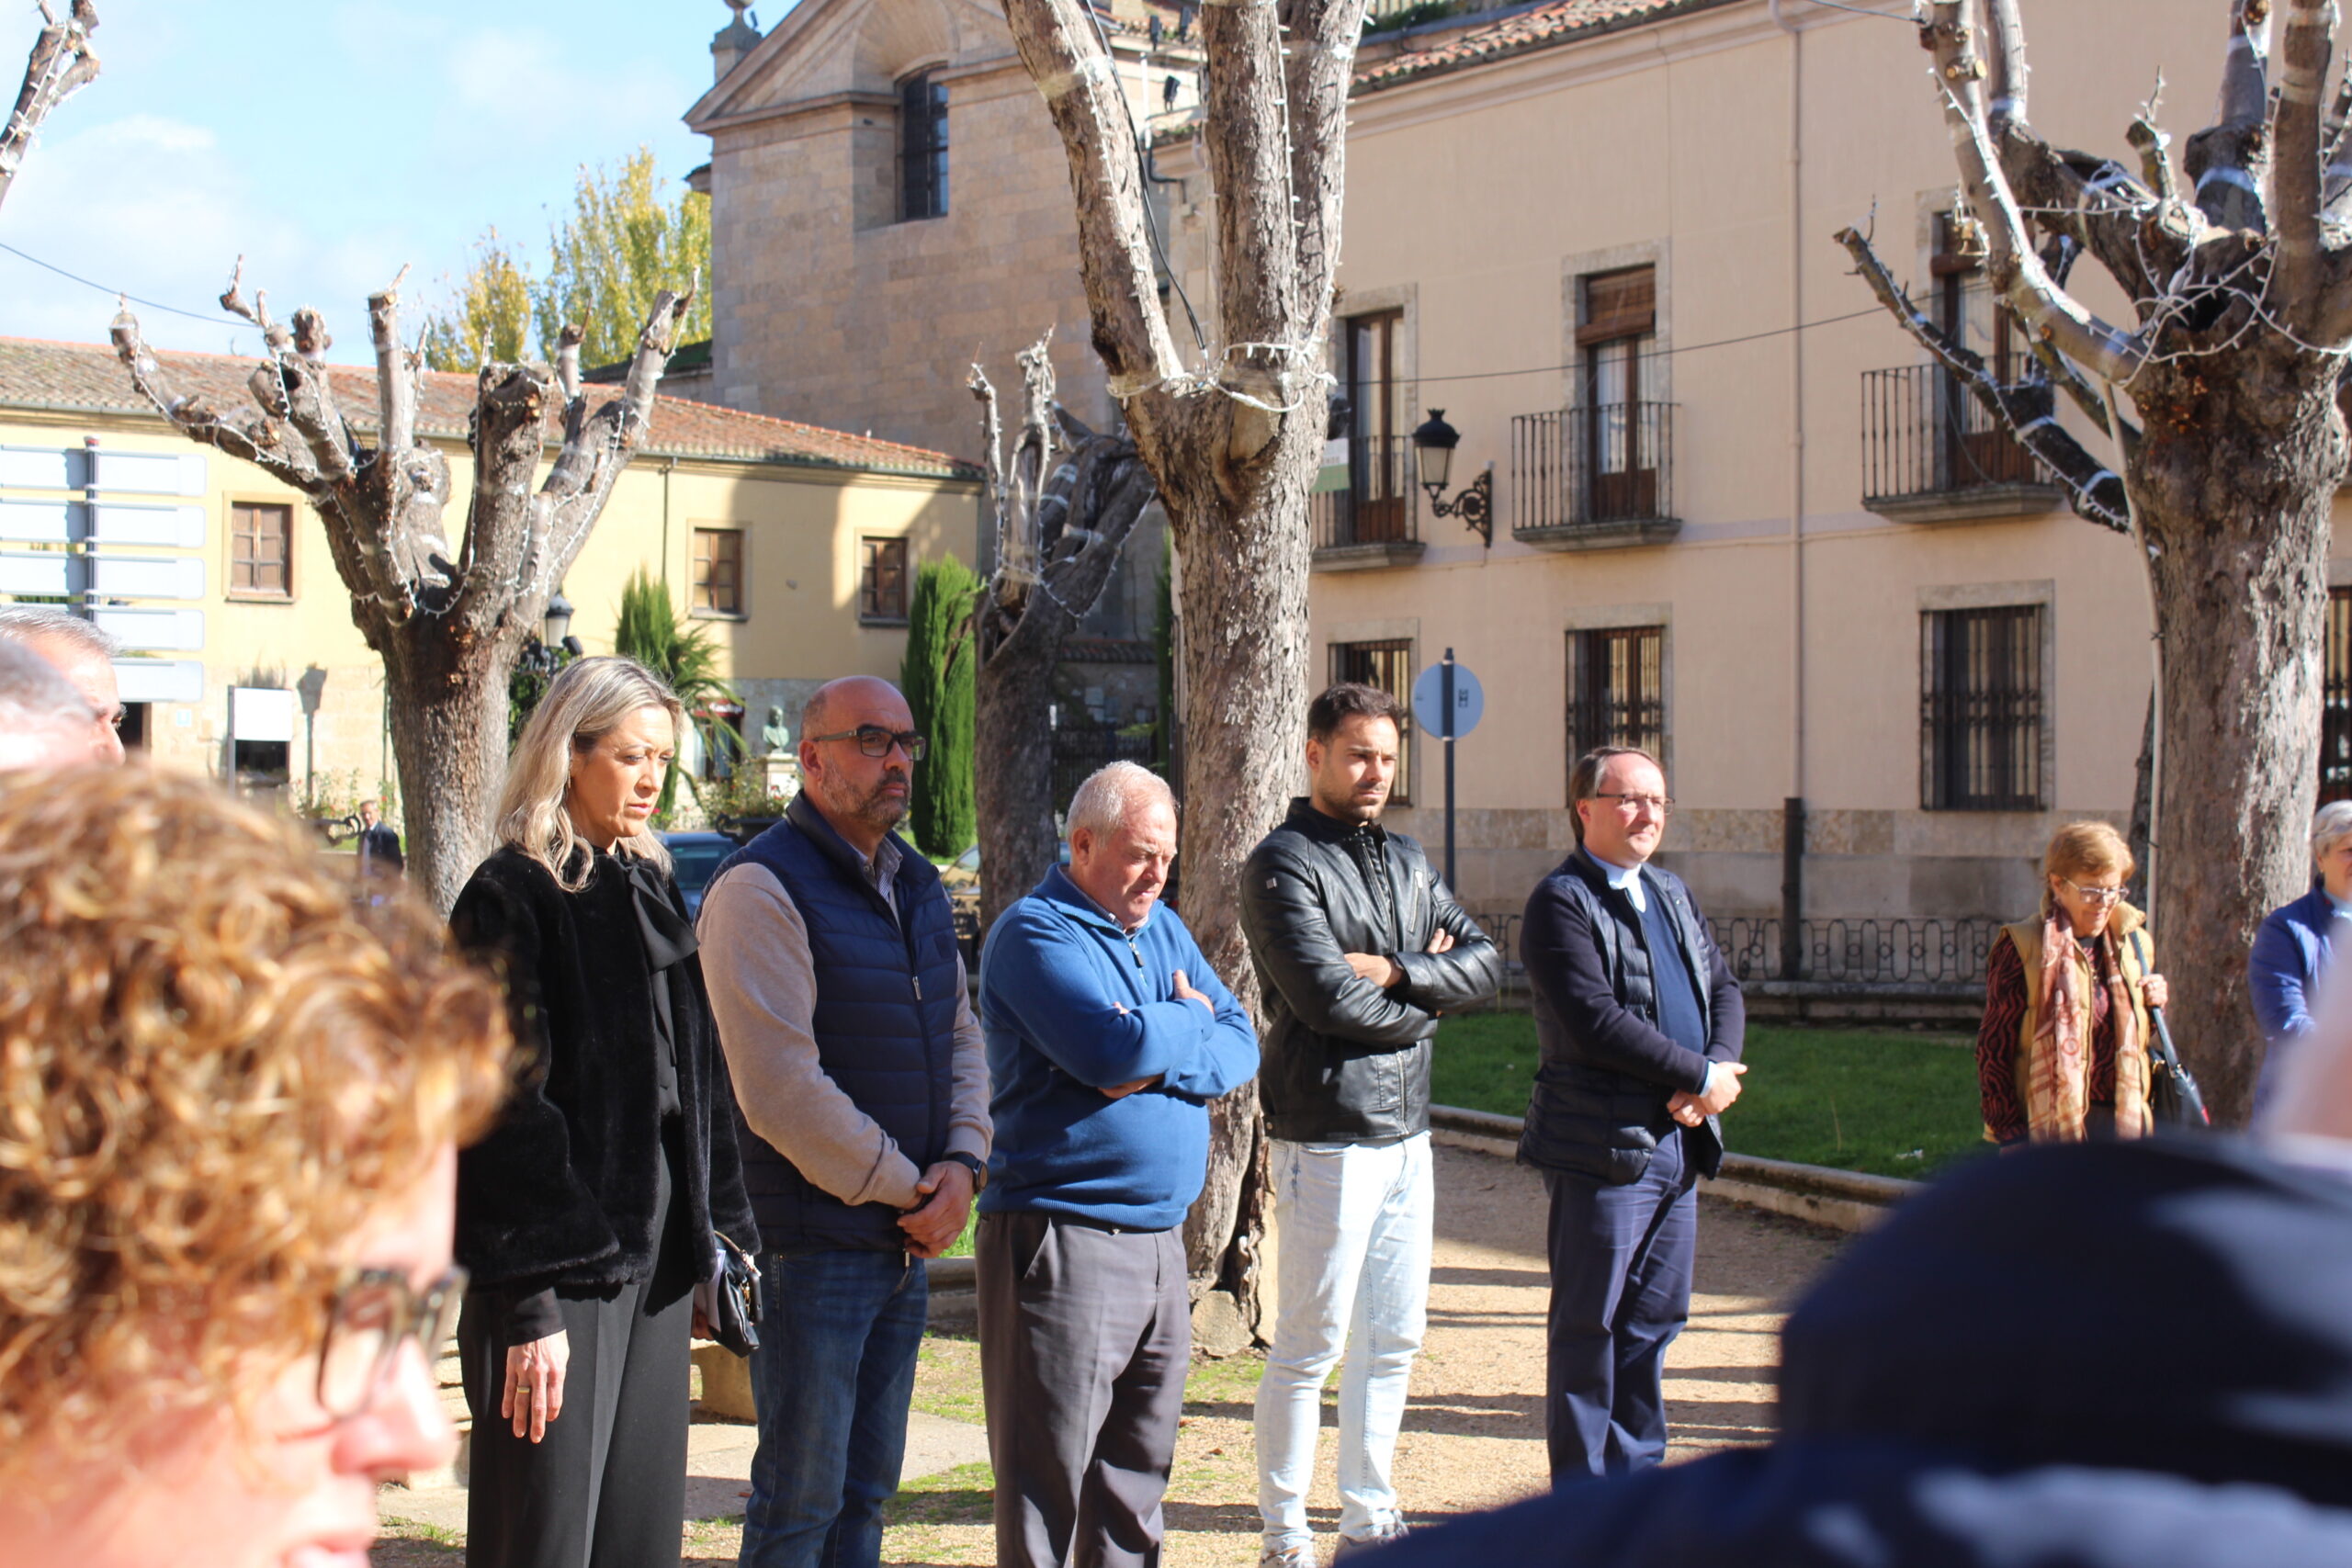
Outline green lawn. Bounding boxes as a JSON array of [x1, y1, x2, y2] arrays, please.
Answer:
[[1430, 1011, 1988, 1179]]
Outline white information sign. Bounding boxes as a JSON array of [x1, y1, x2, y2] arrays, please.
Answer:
[[0, 501, 72, 544], [89, 555, 205, 602], [90, 450, 205, 497], [231, 685, 297, 743], [91, 504, 205, 549], [0, 446, 71, 490], [115, 660, 205, 705], [95, 606, 206, 653], [0, 551, 70, 596]]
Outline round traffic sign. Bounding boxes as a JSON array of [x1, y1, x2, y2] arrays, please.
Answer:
[[1411, 659, 1483, 740]]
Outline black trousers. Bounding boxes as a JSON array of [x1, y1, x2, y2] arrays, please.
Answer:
[[977, 1212, 1191, 1568], [459, 1132, 699, 1568], [1543, 1126, 1698, 1482]]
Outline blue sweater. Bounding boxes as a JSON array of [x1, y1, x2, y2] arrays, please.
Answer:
[[978, 867, 1259, 1229], [2250, 885, 2342, 1117]]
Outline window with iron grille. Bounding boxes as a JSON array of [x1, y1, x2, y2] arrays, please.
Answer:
[[1921, 604, 2046, 810], [899, 72, 948, 221], [230, 502, 292, 598], [1565, 626, 1665, 795], [693, 528, 743, 615], [1329, 637, 1413, 806], [2324, 587, 2352, 802], [860, 536, 909, 623]]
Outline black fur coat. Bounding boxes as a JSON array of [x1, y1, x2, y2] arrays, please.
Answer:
[[450, 845, 756, 1295]]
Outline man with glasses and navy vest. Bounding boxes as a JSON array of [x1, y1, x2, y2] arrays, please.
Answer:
[[1521, 744, 1746, 1483], [698, 675, 992, 1568]]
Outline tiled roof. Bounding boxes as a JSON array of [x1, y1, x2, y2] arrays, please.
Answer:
[[0, 336, 978, 482], [1355, 0, 1743, 91]]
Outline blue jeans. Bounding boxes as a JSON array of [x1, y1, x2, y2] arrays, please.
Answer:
[[738, 1248, 928, 1568], [1255, 1134, 1434, 1553]]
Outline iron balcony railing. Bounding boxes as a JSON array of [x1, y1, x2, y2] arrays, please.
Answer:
[[1312, 434, 1422, 551], [1510, 403, 1678, 535], [1860, 364, 2049, 504], [1467, 909, 2001, 987]]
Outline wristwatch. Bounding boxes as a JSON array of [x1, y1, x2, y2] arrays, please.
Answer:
[[944, 1151, 989, 1192]]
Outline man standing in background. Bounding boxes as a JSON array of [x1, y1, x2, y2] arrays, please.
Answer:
[[698, 674, 991, 1568], [1241, 682, 1500, 1563], [1520, 745, 1746, 1481], [976, 761, 1259, 1568]]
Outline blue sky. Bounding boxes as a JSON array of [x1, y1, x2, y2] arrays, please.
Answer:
[[1, 0, 758, 364]]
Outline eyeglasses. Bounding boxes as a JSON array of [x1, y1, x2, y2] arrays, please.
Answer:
[[808, 726, 927, 762], [1593, 792, 1674, 818], [2060, 877, 2127, 906], [316, 1265, 467, 1419]]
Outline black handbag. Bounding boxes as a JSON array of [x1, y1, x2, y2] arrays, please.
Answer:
[[704, 1230, 763, 1357], [2131, 930, 2211, 1129]]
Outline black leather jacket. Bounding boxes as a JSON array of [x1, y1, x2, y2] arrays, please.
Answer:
[[1240, 798, 1502, 1144]]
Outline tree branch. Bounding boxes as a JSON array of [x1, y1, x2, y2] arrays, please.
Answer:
[[999, 0, 1182, 404], [1283, 0, 1374, 367], [1838, 224, 2131, 532], [1920, 3, 2148, 381], [1983, 0, 2028, 134], [2186, 0, 2273, 230], [967, 361, 1012, 611], [1198, 0, 1306, 462], [2273, 0, 2334, 334], [0, 0, 97, 215], [108, 305, 327, 498]]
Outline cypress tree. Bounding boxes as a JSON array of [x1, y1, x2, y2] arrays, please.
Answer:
[[900, 555, 980, 857]]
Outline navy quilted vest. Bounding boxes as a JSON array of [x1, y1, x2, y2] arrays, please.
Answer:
[[718, 793, 961, 1252]]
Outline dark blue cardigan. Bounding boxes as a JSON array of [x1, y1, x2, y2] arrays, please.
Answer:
[[2251, 884, 2342, 1117]]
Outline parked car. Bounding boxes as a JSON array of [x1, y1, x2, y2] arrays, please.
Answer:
[[660, 830, 739, 917]]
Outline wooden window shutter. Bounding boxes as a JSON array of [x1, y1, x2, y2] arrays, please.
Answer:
[[1577, 266, 1656, 347]]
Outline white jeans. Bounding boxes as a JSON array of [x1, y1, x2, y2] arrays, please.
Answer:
[[1254, 1133, 1434, 1551]]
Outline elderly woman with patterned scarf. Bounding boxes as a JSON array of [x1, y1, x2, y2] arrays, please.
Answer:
[[1976, 821, 2171, 1145]]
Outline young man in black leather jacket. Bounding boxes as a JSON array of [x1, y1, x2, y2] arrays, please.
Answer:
[[1239, 682, 1500, 1565]]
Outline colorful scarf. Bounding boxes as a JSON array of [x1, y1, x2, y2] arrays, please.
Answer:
[[2026, 911, 2150, 1141]]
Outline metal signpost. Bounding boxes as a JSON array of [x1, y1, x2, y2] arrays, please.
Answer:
[[1410, 649, 1484, 889]]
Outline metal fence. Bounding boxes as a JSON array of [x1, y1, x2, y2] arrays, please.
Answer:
[[1466, 908, 2001, 987], [1860, 365, 2046, 504], [1509, 403, 1678, 534], [1049, 726, 1158, 816]]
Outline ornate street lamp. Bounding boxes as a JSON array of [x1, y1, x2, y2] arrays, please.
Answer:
[[542, 588, 574, 650], [1412, 409, 1493, 547]]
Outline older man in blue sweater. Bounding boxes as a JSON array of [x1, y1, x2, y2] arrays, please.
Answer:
[[977, 761, 1260, 1568]]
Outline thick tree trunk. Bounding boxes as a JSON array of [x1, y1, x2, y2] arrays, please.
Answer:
[[975, 613, 1064, 933], [1159, 436, 1316, 1336], [2131, 358, 2341, 1124], [380, 626, 518, 919]]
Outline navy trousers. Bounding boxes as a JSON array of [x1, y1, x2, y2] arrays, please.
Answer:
[[1542, 1125, 1699, 1482]]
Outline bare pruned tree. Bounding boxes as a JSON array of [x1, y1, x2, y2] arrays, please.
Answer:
[[1844, 0, 2346, 1122], [112, 266, 694, 914], [1001, 0, 1368, 1334], [2, 1, 99, 216], [968, 331, 1159, 934]]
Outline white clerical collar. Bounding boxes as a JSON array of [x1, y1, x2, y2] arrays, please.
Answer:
[[1591, 851, 1649, 913]]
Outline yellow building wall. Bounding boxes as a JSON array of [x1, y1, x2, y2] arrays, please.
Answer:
[[0, 408, 979, 810]]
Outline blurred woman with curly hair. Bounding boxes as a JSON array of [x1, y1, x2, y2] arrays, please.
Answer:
[[0, 767, 512, 1567]]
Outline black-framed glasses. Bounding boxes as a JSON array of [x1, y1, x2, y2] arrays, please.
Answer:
[[1594, 792, 1674, 818], [2060, 876, 2126, 906], [808, 726, 928, 762], [317, 1265, 467, 1419]]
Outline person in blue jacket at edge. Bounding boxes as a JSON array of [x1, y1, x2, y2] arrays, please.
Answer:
[[2249, 799, 2352, 1117], [974, 760, 1260, 1568]]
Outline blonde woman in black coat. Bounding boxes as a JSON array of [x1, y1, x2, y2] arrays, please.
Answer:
[[450, 656, 756, 1568]]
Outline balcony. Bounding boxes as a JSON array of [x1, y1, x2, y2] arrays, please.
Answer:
[[1860, 365, 2063, 524], [1311, 434, 1426, 570], [1509, 403, 1680, 550]]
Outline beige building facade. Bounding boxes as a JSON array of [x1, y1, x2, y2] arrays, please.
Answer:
[[0, 337, 979, 813], [684, 0, 2350, 970]]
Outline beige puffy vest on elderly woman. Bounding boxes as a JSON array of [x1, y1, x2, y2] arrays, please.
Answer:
[[1998, 903, 2155, 1141]]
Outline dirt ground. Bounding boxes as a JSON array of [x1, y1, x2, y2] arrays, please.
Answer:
[[379, 1141, 1844, 1566]]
